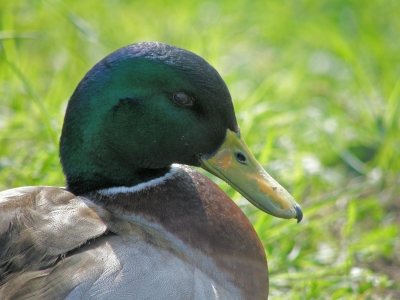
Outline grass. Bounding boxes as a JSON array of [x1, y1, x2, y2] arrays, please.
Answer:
[[1, 0, 399, 298]]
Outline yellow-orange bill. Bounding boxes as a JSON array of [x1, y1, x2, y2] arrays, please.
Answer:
[[201, 129, 303, 223]]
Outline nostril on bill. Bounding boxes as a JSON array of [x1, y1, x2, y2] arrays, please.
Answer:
[[235, 152, 247, 164]]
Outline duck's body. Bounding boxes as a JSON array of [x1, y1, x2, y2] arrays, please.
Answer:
[[0, 42, 301, 299], [0, 166, 267, 299]]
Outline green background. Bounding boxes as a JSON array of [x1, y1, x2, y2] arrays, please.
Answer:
[[1, 0, 399, 298]]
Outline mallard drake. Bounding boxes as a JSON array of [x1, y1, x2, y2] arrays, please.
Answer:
[[0, 42, 302, 300]]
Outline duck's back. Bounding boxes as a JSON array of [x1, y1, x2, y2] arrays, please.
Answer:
[[0, 166, 268, 299]]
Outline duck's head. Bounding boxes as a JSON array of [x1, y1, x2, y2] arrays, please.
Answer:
[[60, 42, 302, 222]]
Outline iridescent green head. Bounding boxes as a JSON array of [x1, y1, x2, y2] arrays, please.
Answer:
[[60, 42, 238, 193]]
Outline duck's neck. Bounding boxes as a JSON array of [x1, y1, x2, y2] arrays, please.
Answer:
[[96, 165, 180, 196], [65, 165, 172, 195]]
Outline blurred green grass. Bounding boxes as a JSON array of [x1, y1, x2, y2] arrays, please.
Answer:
[[1, 0, 399, 298]]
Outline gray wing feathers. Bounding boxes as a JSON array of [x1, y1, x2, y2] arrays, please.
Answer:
[[0, 187, 110, 299]]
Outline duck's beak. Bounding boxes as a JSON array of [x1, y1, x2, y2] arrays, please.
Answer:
[[201, 129, 303, 223]]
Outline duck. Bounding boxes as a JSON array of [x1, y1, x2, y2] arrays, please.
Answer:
[[0, 42, 302, 300]]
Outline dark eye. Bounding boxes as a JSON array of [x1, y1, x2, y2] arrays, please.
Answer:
[[173, 92, 193, 106]]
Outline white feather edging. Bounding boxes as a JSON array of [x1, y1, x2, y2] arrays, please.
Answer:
[[97, 164, 181, 195]]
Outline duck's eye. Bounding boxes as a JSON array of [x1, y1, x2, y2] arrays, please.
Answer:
[[235, 151, 247, 164], [173, 92, 193, 106]]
